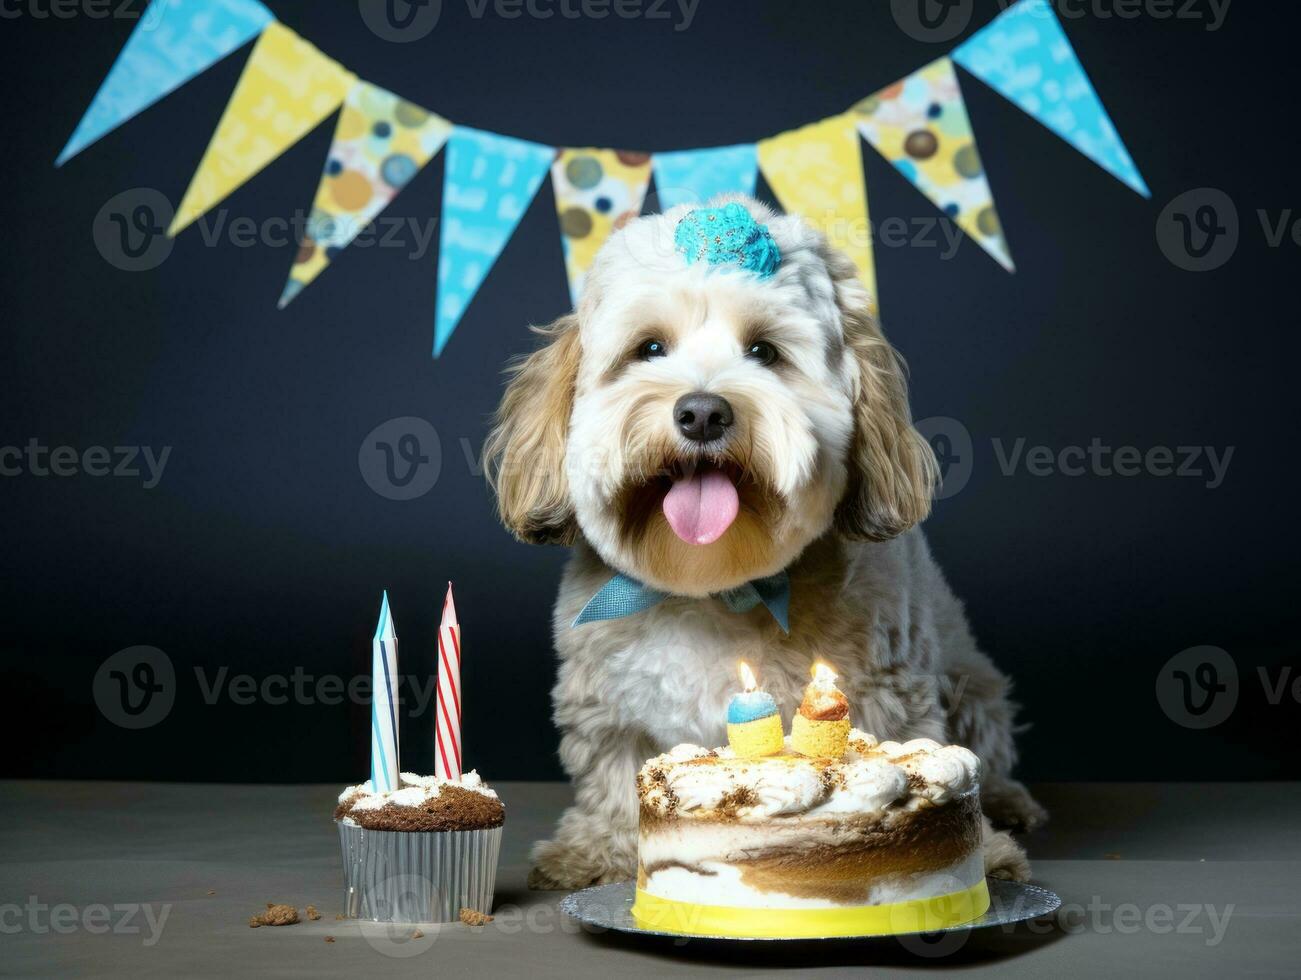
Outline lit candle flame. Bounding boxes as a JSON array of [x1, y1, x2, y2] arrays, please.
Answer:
[[810, 662, 837, 688], [738, 661, 758, 692]]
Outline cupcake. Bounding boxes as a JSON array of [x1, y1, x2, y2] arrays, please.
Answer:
[[335, 771, 504, 923]]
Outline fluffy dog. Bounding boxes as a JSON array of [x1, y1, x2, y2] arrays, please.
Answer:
[[485, 196, 1045, 889]]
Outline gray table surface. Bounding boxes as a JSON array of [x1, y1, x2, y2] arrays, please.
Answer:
[[2, 780, 1297, 978]]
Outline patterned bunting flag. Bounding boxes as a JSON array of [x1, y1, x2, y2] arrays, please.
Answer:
[[279, 82, 451, 308], [434, 128, 555, 357], [953, 0, 1149, 197], [168, 22, 355, 236], [56, 0, 273, 166], [855, 57, 1013, 271], [651, 144, 758, 211], [757, 115, 877, 309], [552, 148, 653, 305]]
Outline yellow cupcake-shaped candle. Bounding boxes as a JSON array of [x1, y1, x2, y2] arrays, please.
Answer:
[[726, 662, 785, 758], [791, 663, 851, 759]]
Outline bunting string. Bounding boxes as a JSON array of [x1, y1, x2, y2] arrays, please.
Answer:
[[58, 0, 1150, 357]]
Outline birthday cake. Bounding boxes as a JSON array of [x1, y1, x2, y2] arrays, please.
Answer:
[[630, 663, 988, 938], [633, 734, 986, 937]]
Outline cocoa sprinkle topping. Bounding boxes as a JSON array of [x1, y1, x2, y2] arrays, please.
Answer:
[[337, 785, 505, 832]]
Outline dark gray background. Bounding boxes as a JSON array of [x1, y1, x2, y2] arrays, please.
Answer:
[[1, 0, 1295, 783]]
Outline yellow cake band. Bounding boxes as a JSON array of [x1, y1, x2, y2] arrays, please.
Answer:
[[631, 879, 990, 938], [790, 714, 850, 759], [726, 715, 784, 758]]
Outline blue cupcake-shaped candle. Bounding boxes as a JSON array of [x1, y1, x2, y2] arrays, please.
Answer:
[[726, 662, 785, 758]]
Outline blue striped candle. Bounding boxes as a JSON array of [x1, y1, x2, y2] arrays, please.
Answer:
[[370, 591, 400, 793]]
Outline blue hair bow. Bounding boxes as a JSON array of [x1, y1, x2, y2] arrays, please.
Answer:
[[674, 202, 781, 279]]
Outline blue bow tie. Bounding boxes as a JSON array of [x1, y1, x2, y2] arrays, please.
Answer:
[[573, 570, 790, 633]]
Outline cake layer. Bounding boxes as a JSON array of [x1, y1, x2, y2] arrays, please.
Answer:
[[639, 795, 983, 908]]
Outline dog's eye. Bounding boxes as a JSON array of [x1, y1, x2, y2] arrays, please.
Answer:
[[638, 339, 668, 360], [745, 341, 779, 367]]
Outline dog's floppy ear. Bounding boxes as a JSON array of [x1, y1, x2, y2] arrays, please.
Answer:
[[831, 278, 938, 542], [485, 314, 582, 545]]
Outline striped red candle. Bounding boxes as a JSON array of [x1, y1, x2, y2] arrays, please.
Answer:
[[435, 582, 462, 780]]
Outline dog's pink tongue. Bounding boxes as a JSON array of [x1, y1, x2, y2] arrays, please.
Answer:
[[663, 467, 739, 545]]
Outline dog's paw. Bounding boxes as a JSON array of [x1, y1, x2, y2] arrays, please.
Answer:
[[527, 838, 632, 891], [527, 863, 581, 891], [982, 827, 1032, 882], [982, 779, 1048, 834]]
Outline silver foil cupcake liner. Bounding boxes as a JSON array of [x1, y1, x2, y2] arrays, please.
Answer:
[[337, 821, 502, 923]]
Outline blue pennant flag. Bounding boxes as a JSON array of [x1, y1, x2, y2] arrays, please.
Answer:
[[56, 0, 273, 166], [953, 0, 1149, 197], [434, 127, 555, 357], [651, 144, 759, 211]]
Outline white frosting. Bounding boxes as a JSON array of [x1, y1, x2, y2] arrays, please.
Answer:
[[639, 733, 980, 819], [339, 770, 498, 812]]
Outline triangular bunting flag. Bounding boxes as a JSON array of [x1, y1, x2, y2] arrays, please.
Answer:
[[758, 114, 877, 309], [552, 148, 653, 305], [56, 0, 273, 166], [855, 57, 1013, 271], [279, 82, 451, 308], [434, 128, 555, 357], [168, 22, 355, 236], [953, 0, 1149, 197], [651, 144, 758, 211]]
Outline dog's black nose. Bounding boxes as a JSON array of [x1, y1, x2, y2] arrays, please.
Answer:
[[674, 392, 734, 443]]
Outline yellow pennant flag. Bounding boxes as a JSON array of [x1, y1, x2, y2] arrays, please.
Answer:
[[758, 114, 876, 309], [169, 22, 355, 237], [551, 148, 653, 305]]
